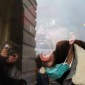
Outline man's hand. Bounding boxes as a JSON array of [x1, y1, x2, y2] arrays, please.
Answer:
[[69, 32, 76, 45]]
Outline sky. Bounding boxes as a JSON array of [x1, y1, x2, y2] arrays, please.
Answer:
[[35, 0, 85, 51]]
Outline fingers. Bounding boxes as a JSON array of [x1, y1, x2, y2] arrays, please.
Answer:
[[69, 32, 76, 45], [69, 40, 75, 45]]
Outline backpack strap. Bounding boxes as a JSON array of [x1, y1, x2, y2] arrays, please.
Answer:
[[64, 45, 74, 68]]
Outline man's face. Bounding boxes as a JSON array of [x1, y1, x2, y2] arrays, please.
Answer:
[[7, 53, 19, 63], [40, 53, 54, 67], [0, 48, 9, 57]]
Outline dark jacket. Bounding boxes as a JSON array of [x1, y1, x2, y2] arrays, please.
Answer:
[[0, 56, 27, 85]]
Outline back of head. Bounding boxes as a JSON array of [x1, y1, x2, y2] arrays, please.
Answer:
[[0, 41, 19, 51], [53, 40, 70, 64]]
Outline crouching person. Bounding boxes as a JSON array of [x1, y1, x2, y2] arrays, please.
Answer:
[[35, 44, 74, 85]]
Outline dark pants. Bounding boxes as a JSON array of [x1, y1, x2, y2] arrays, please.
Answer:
[[36, 73, 49, 85]]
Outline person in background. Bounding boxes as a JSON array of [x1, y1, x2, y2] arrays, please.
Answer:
[[0, 41, 27, 85]]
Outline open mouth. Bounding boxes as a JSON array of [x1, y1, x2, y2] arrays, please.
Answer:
[[40, 53, 52, 62]]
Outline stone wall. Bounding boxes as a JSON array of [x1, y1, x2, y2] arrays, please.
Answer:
[[22, 0, 37, 84]]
